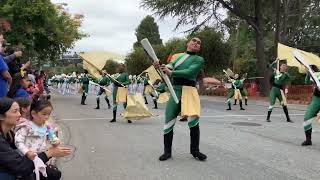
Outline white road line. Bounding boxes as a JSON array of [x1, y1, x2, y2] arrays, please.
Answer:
[[201, 114, 304, 118], [58, 117, 110, 121], [58, 114, 304, 121]]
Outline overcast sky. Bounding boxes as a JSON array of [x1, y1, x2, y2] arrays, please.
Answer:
[[51, 0, 192, 55]]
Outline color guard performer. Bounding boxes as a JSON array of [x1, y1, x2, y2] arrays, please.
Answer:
[[154, 37, 207, 161], [110, 63, 131, 123], [301, 65, 320, 146], [80, 70, 90, 105], [266, 60, 292, 122], [94, 70, 111, 110]]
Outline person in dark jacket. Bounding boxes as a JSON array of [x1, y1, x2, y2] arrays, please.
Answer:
[[0, 97, 71, 179]]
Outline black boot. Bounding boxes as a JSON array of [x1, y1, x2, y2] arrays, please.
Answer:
[[266, 110, 272, 122], [283, 106, 293, 123], [240, 100, 245, 110], [94, 99, 100, 109], [81, 94, 84, 105], [245, 98, 248, 106], [159, 130, 173, 161], [144, 96, 148, 104], [190, 125, 207, 161], [105, 97, 111, 109], [83, 96, 87, 105], [233, 99, 237, 105], [226, 102, 231, 110], [110, 110, 117, 122], [153, 99, 158, 109], [301, 128, 312, 146], [128, 120, 132, 123], [81, 94, 86, 105]]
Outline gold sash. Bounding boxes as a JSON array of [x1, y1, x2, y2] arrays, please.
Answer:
[[78, 85, 83, 93], [234, 89, 243, 100], [116, 87, 128, 103], [181, 86, 200, 118], [280, 89, 288, 106]]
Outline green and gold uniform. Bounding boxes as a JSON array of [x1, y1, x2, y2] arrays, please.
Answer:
[[266, 62, 292, 122], [110, 72, 130, 122], [226, 78, 245, 110], [301, 72, 320, 146], [159, 52, 207, 161], [143, 77, 158, 109], [80, 73, 90, 105], [94, 75, 111, 109]]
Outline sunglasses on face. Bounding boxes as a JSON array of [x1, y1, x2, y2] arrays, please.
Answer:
[[191, 38, 201, 45]]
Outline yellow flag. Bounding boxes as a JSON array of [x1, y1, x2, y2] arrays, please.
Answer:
[[79, 51, 125, 79], [144, 65, 162, 85], [278, 43, 320, 73], [83, 61, 102, 79], [123, 94, 153, 120]]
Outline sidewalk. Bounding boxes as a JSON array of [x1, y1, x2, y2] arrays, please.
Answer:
[[201, 95, 309, 111]]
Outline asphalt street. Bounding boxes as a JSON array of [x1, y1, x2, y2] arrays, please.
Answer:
[[51, 94, 320, 180]]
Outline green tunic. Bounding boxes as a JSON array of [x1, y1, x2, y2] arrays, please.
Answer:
[[80, 75, 90, 93], [273, 72, 290, 87], [144, 78, 149, 86], [227, 78, 243, 100], [156, 82, 167, 93], [69, 77, 76, 83], [112, 72, 130, 111], [237, 79, 247, 97], [268, 71, 290, 108], [98, 76, 111, 86]]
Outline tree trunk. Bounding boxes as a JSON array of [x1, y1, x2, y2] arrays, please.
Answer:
[[282, 0, 288, 42], [255, 0, 269, 96], [232, 22, 240, 72], [255, 31, 269, 96], [274, 0, 281, 58]]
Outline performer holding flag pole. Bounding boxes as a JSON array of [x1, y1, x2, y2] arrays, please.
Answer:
[[109, 63, 131, 123], [143, 37, 207, 161], [93, 70, 111, 110], [293, 51, 320, 146], [80, 70, 90, 105], [266, 59, 292, 123]]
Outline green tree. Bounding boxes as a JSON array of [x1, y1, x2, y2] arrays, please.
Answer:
[[125, 44, 169, 75], [133, 15, 162, 48], [189, 27, 231, 75], [104, 60, 119, 75], [226, 0, 319, 83], [125, 47, 151, 75], [141, 0, 274, 95], [163, 38, 187, 57], [0, 0, 86, 67]]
